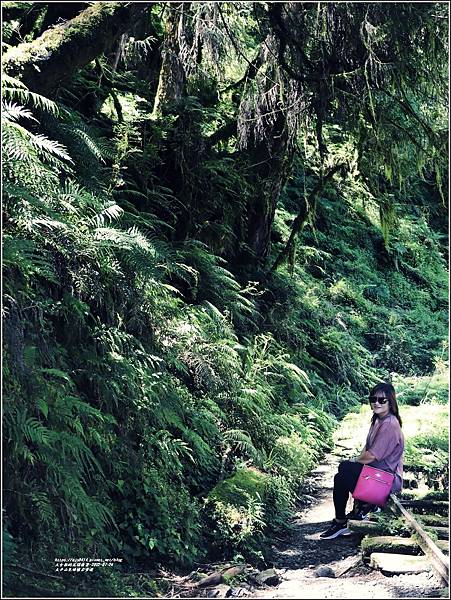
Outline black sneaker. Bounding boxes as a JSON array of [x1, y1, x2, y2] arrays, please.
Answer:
[[346, 503, 381, 521], [319, 519, 351, 539], [358, 505, 381, 520], [346, 509, 369, 521]]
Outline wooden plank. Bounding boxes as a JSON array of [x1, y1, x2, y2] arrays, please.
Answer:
[[424, 526, 449, 540], [370, 552, 432, 574], [347, 519, 397, 536], [419, 491, 449, 502], [361, 535, 420, 557], [390, 494, 449, 585], [400, 500, 449, 514], [416, 514, 449, 527]]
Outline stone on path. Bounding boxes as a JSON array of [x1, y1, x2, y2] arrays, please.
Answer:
[[314, 566, 336, 578], [255, 568, 280, 586]]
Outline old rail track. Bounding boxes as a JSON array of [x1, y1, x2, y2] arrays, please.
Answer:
[[348, 493, 449, 586]]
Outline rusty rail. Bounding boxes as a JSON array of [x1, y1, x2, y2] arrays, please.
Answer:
[[389, 493, 449, 585]]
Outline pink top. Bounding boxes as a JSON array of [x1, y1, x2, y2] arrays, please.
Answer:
[[365, 413, 404, 493]]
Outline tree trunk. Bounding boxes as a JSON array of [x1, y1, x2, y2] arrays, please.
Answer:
[[38, 3, 88, 36], [2, 2, 151, 95], [152, 3, 188, 116], [244, 123, 293, 267], [236, 33, 297, 269]]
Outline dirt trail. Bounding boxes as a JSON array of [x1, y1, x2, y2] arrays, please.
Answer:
[[251, 451, 445, 600]]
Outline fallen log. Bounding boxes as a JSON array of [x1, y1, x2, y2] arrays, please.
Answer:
[[222, 566, 245, 581], [2, 3, 151, 95], [197, 572, 223, 588]]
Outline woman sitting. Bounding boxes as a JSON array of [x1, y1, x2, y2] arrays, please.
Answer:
[[319, 382, 404, 540]]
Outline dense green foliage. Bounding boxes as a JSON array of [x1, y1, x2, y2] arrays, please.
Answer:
[[2, 2, 448, 596]]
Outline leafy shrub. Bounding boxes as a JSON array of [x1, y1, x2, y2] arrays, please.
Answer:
[[400, 400, 449, 489], [204, 467, 268, 561], [394, 370, 448, 406], [268, 431, 320, 483]]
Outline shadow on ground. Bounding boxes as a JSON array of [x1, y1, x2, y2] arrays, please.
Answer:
[[270, 520, 361, 570]]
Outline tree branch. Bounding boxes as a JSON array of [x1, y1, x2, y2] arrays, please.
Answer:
[[2, 2, 152, 95], [219, 53, 263, 94], [380, 87, 441, 147], [270, 162, 346, 273]]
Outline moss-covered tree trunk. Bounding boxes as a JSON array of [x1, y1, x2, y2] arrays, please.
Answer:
[[235, 33, 297, 269], [2, 2, 151, 95], [243, 117, 293, 268], [38, 3, 88, 37], [152, 2, 188, 117]]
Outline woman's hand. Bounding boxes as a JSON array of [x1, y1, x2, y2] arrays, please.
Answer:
[[354, 450, 377, 464]]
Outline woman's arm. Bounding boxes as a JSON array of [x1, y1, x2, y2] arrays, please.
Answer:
[[355, 450, 377, 464], [350, 449, 377, 464]]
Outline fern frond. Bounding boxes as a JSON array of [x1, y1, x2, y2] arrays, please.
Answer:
[[70, 127, 107, 164], [92, 203, 124, 226], [2, 74, 59, 115], [1, 101, 37, 123], [23, 418, 54, 446], [2, 237, 58, 283], [223, 428, 262, 463], [3, 120, 72, 165], [31, 492, 55, 525]]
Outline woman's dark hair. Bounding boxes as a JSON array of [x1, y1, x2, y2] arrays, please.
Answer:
[[369, 382, 402, 427]]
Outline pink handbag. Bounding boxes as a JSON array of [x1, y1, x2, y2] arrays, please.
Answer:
[[352, 465, 395, 507]]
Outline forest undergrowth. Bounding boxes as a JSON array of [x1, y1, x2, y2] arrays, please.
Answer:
[[1, 3, 448, 598]]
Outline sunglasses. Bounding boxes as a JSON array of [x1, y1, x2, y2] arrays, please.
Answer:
[[369, 396, 389, 405]]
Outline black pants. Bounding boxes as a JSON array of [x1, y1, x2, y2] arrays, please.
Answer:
[[333, 460, 363, 520]]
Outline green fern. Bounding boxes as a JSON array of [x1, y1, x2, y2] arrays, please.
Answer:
[[2, 73, 59, 114], [223, 429, 262, 464]]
